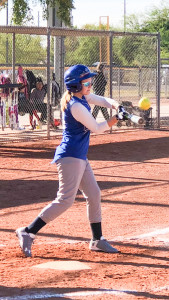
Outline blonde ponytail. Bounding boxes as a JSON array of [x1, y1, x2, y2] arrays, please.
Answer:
[[61, 90, 72, 111]]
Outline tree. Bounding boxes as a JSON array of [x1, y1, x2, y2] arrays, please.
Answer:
[[126, 5, 169, 59], [64, 24, 112, 66], [5, 0, 74, 26], [114, 35, 157, 67], [0, 33, 46, 64], [15, 35, 47, 64], [140, 7, 169, 59]]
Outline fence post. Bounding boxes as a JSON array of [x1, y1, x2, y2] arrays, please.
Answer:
[[47, 27, 51, 139], [59, 36, 65, 123], [60, 36, 65, 95], [109, 32, 113, 133], [138, 67, 141, 98], [157, 32, 161, 129], [12, 33, 15, 83], [118, 67, 121, 100]]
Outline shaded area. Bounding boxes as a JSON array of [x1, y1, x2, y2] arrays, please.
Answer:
[[0, 179, 167, 209], [0, 286, 169, 300], [0, 136, 169, 162], [0, 179, 59, 209], [0, 144, 56, 159], [1, 228, 169, 253], [88, 136, 169, 162]]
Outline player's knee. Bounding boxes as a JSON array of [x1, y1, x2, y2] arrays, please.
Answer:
[[87, 185, 101, 203], [53, 195, 74, 208], [93, 184, 101, 199], [95, 187, 101, 202]]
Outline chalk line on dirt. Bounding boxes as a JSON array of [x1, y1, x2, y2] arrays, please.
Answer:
[[34, 227, 169, 245], [130, 227, 169, 239], [111, 227, 169, 243]]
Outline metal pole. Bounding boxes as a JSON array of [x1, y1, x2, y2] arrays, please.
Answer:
[[99, 16, 109, 63], [6, 0, 8, 25], [47, 27, 51, 139], [138, 67, 141, 97], [109, 33, 113, 99], [157, 32, 161, 129], [109, 33, 113, 133], [12, 33, 15, 83], [54, 36, 61, 83], [99, 17, 102, 62], [38, 11, 40, 26], [107, 16, 110, 65], [124, 0, 126, 32], [60, 36, 64, 95], [118, 68, 120, 100], [6, 0, 8, 64], [59, 36, 65, 123]]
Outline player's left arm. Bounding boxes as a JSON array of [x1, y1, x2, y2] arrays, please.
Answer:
[[86, 93, 119, 111], [71, 102, 111, 133]]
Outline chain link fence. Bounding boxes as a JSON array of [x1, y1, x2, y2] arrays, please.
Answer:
[[0, 26, 162, 143]]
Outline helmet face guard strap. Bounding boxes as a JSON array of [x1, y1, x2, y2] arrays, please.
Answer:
[[64, 64, 96, 93]]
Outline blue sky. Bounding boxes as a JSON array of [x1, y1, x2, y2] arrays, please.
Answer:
[[0, 0, 166, 28]]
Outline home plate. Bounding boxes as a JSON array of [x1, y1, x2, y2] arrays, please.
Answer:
[[32, 260, 91, 271]]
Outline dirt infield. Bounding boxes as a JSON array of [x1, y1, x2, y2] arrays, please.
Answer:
[[0, 129, 169, 300]]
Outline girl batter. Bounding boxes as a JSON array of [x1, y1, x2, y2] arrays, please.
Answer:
[[16, 64, 125, 257]]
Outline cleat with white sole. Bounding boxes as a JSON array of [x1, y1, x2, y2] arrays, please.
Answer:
[[89, 236, 119, 253], [16, 227, 35, 257]]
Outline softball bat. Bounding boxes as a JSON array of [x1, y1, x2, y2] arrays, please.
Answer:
[[128, 113, 144, 125]]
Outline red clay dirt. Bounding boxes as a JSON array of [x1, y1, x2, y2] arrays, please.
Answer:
[[0, 129, 169, 299]]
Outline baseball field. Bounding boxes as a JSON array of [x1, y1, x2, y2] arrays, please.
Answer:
[[0, 129, 169, 300]]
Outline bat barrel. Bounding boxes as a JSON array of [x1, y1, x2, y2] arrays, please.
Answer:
[[129, 114, 144, 125]]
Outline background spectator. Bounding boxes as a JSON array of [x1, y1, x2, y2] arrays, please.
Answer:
[[92, 63, 109, 120]]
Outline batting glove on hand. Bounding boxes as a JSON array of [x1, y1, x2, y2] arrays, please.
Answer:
[[116, 105, 128, 121]]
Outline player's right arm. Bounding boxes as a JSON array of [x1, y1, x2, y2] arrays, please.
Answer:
[[86, 93, 119, 111]]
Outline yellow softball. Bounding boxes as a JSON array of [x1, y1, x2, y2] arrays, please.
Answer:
[[138, 97, 151, 110]]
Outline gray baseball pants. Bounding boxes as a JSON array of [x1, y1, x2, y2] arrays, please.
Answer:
[[38, 157, 101, 224]]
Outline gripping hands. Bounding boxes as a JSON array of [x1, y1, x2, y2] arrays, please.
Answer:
[[116, 105, 128, 121]]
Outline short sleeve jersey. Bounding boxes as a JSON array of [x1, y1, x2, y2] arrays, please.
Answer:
[[52, 96, 91, 163]]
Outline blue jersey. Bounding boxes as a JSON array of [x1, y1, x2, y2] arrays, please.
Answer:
[[52, 96, 91, 163]]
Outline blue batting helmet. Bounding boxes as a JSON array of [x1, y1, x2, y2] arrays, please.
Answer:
[[64, 64, 97, 93]]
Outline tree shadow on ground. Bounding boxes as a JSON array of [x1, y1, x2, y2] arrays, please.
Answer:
[[0, 286, 169, 299], [0, 179, 168, 209], [88, 136, 169, 162], [0, 136, 169, 162]]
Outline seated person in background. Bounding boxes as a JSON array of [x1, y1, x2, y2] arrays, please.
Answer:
[[29, 77, 47, 129]]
